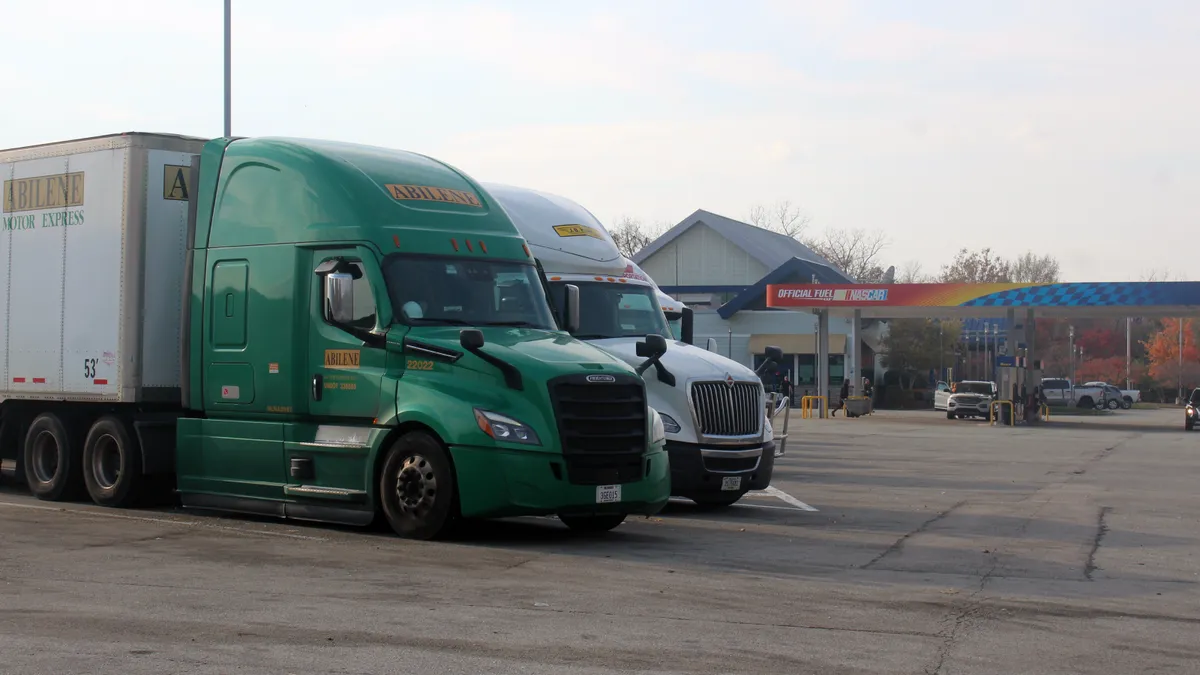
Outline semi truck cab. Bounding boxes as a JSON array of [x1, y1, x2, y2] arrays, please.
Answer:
[[485, 182, 779, 507]]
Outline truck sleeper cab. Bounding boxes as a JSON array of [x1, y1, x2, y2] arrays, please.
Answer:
[[484, 182, 780, 508], [174, 137, 673, 539]]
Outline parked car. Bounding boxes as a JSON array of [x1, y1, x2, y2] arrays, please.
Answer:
[[934, 380, 996, 419], [1041, 378, 1108, 409], [1083, 381, 1141, 409]]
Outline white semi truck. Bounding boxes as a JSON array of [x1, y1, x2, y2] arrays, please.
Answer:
[[486, 182, 781, 507]]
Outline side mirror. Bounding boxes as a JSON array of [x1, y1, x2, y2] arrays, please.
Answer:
[[680, 307, 694, 345], [324, 272, 355, 324], [563, 283, 581, 334], [459, 329, 485, 351], [705, 337, 718, 353], [755, 345, 784, 375], [637, 333, 668, 359]]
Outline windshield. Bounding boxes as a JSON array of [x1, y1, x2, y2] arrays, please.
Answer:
[[547, 281, 672, 340], [382, 255, 557, 330], [955, 382, 993, 395]]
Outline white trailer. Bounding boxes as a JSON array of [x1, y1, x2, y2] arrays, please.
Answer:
[[0, 132, 205, 495], [486, 182, 781, 506]]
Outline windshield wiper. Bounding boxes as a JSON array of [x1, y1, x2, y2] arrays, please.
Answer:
[[482, 321, 543, 328], [570, 334, 612, 340], [409, 317, 474, 326]]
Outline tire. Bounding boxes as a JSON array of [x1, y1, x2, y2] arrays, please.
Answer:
[[947, 411, 955, 420], [1186, 420, 1194, 431], [82, 416, 144, 508], [1077, 397, 1094, 409], [559, 513, 627, 533], [1106, 399, 1120, 410], [1122, 397, 1133, 410], [23, 412, 85, 502], [378, 431, 458, 540]]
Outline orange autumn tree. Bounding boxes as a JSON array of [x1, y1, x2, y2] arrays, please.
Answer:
[[1143, 318, 1200, 391]]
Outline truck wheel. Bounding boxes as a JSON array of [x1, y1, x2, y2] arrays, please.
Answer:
[[1077, 397, 1094, 409], [23, 413, 85, 502], [559, 513, 627, 532], [83, 416, 144, 508], [946, 411, 955, 420], [1122, 397, 1133, 410], [379, 431, 458, 540]]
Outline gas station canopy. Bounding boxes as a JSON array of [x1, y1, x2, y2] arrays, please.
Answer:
[[765, 282, 1200, 319]]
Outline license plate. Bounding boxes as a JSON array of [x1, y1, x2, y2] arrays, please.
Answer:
[[721, 476, 742, 491], [596, 484, 621, 503]]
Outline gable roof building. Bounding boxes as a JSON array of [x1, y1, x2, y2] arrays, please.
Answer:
[[633, 209, 854, 319]]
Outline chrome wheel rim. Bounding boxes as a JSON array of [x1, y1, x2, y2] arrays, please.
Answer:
[[394, 454, 437, 517]]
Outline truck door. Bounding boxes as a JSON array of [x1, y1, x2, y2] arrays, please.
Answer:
[[306, 249, 388, 420], [287, 249, 389, 497]]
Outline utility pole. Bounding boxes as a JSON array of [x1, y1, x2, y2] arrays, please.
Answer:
[[1126, 317, 1132, 390], [1068, 324, 1075, 384], [1179, 317, 1184, 403], [224, 0, 232, 137]]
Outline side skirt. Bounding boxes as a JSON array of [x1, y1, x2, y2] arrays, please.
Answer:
[[179, 492, 375, 527]]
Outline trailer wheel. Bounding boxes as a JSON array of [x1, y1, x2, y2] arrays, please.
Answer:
[[23, 413, 85, 502], [82, 416, 143, 508], [379, 431, 458, 540]]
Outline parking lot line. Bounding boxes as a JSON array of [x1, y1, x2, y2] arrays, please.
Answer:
[[747, 487, 820, 512]]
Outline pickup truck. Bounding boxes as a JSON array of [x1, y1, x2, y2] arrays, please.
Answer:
[[1083, 382, 1141, 409], [1041, 378, 1109, 409]]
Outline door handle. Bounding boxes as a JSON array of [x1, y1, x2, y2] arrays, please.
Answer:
[[312, 374, 323, 401]]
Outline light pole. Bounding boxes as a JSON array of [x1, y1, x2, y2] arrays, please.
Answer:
[[224, 0, 232, 137], [1068, 324, 1075, 384]]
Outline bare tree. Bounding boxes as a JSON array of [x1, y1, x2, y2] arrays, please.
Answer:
[[939, 247, 1013, 283], [747, 200, 812, 239], [897, 260, 932, 283], [1010, 251, 1061, 283], [608, 216, 668, 259], [808, 228, 889, 282], [1140, 267, 1186, 282]]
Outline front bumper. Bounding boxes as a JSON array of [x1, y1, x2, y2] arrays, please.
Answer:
[[948, 400, 989, 416], [664, 440, 772, 497], [448, 445, 671, 519]]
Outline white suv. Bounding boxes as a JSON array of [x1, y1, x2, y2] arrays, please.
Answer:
[[934, 380, 996, 420]]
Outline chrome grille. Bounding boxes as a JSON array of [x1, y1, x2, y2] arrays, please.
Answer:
[[690, 381, 761, 437]]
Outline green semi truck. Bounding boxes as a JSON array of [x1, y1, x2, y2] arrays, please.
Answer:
[[0, 132, 671, 539]]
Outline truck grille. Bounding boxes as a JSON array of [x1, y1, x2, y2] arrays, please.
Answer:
[[548, 374, 647, 485], [691, 381, 762, 437]]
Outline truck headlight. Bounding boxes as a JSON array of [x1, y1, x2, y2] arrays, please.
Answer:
[[474, 409, 541, 445], [657, 412, 681, 435], [649, 407, 666, 445]]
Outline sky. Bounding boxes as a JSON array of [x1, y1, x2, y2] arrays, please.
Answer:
[[2, 0, 1196, 281]]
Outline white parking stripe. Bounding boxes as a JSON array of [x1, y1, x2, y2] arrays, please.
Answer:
[[747, 486, 819, 512]]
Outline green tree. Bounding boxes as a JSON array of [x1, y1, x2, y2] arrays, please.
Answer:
[[881, 318, 962, 378]]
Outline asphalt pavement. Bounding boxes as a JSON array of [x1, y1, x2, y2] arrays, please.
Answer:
[[1, 407, 1197, 674]]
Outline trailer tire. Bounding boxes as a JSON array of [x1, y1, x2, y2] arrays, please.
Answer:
[[23, 413, 85, 502], [379, 431, 458, 540], [83, 416, 143, 508]]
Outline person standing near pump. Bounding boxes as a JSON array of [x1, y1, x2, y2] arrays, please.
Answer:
[[833, 378, 851, 417]]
